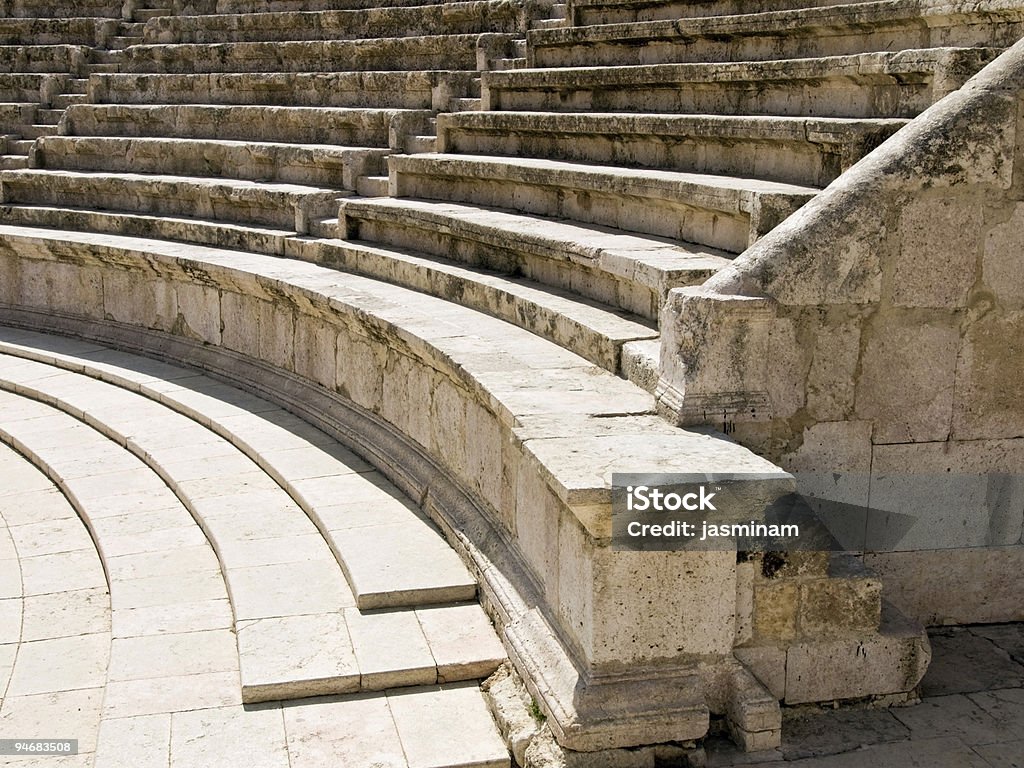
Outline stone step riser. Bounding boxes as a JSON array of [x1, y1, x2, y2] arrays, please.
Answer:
[[121, 35, 505, 75], [184, 0, 478, 10], [569, 0, 844, 25], [0, 45, 91, 75], [291, 236, 657, 375], [0, 0, 123, 17], [62, 104, 432, 150], [0, 18, 119, 47], [33, 136, 389, 190], [531, 11, 1024, 68], [0, 204, 294, 256], [0, 103, 37, 133], [338, 198, 730, 321], [482, 48, 996, 118], [91, 71, 480, 110], [388, 156, 815, 252], [1, 172, 346, 232], [437, 114, 907, 188], [146, 0, 540, 44]]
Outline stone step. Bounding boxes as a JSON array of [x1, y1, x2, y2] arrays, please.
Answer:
[[91, 70, 480, 110], [1, 0, 123, 18], [0, 102, 36, 131], [0, 45, 90, 75], [339, 196, 731, 320], [491, 57, 528, 70], [110, 36, 144, 50], [0, 348, 503, 702], [191, 0, 479, 10], [34, 136, 390, 189], [567, 0, 857, 25], [88, 62, 121, 74], [134, 8, 172, 21], [121, 22, 146, 36], [0, 169, 348, 232], [0, 329, 482, 615], [291, 235, 658, 375], [386, 153, 819, 252], [0, 204, 297, 255], [482, 46, 1000, 118], [121, 34, 508, 74], [0, 17, 118, 47], [50, 93, 89, 109], [145, 0, 539, 44], [8, 139, 34, 153], [0, 74, 67, 105], [437, 111, 908, 187], [405, 135, 437, 153], [61, 103, 431, 149], [530, 0, 1024, 68], [356, 174, 389, 196], [36, 108, 63, 125], [67, 77, 90, 94], [0, 154, 28, 169], [452, 97, 483, 111], [20, 124, 58, 139]]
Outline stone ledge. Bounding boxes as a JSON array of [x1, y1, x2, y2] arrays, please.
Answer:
[[0, 225, 792, 751], [482, 48, 999, 117], [120, 34, 502, 74], [146, 0, 538, 44], [90, 71, 480, 110], [339, 196, 730, 319], [62, 103, 433, 149], [387, 153, 817, 251], [531, 0, 1024, 68], [34, 136, 389, 189], [437, 111, 908, 187]]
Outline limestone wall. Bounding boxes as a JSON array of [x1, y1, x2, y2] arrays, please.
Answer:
[[658, 38, 1024, 626]]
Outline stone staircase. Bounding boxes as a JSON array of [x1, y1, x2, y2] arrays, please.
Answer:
[[0, 0, 1019, 763], [0, 325, 510, 767]]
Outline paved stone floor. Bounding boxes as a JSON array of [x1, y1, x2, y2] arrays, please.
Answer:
[[709, 625, 1024, 768]]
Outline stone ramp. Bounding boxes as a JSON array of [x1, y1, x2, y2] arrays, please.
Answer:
[[0, 335, 510, 767]]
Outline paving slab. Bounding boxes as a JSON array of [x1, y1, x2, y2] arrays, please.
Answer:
[[110, 598, 234, 639], [235, 613, 359, 701], [779, 707, 911, 760], [388, 683, 511, 768], [19, 587, 109, 641], [921, 628, 1024, 696], [891, 692, 1024, 747], [94, 713, 171, 768], [741, 735, 991, 767], [974, 739, 1024, 767], [972, 624, 1024, 666], [415, 603, 507, 683], [5, 633, 109, 696], [0, 687, 104, 753], [18, 550, 106, 597], [102, 672, 242, 718], [170, 705, 290, 768], [345, 608, 436, 690], [282, 693, 407, 768], [108, 630, 238, 681]]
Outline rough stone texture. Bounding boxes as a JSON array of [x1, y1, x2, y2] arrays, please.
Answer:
[[660, 37, 1024, 627]]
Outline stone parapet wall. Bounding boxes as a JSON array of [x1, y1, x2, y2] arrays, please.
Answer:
[[658, 37, 1024, 625]]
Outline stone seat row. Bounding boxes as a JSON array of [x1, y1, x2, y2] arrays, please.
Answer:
[[0, 17, 120, 47], [528, 0, 1024, 68], [567, 0, 854, 24], [143, 0, 552, 45], [0, 331, 506, 704]]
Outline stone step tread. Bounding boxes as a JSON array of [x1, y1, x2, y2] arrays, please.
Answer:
[[37, 136, 391, 183], [484, 46, 998, 88], [0, 334, 479, 611], [532, 0, 1024, 47], [341, 196, 733, 290], [1, 170, 349, 230], [293, 235, 658, 373], [91, 70, 481, 110], [441, 110, 910, 141], [0, 347, 503, 703], [0, 204, 297, 256], [0, 155, 28, 169], [121, 34, 496, 74], [391, 153, 821, 210]]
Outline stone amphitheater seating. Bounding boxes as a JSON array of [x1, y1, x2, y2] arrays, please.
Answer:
[[0, 0, 1021, 763]]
